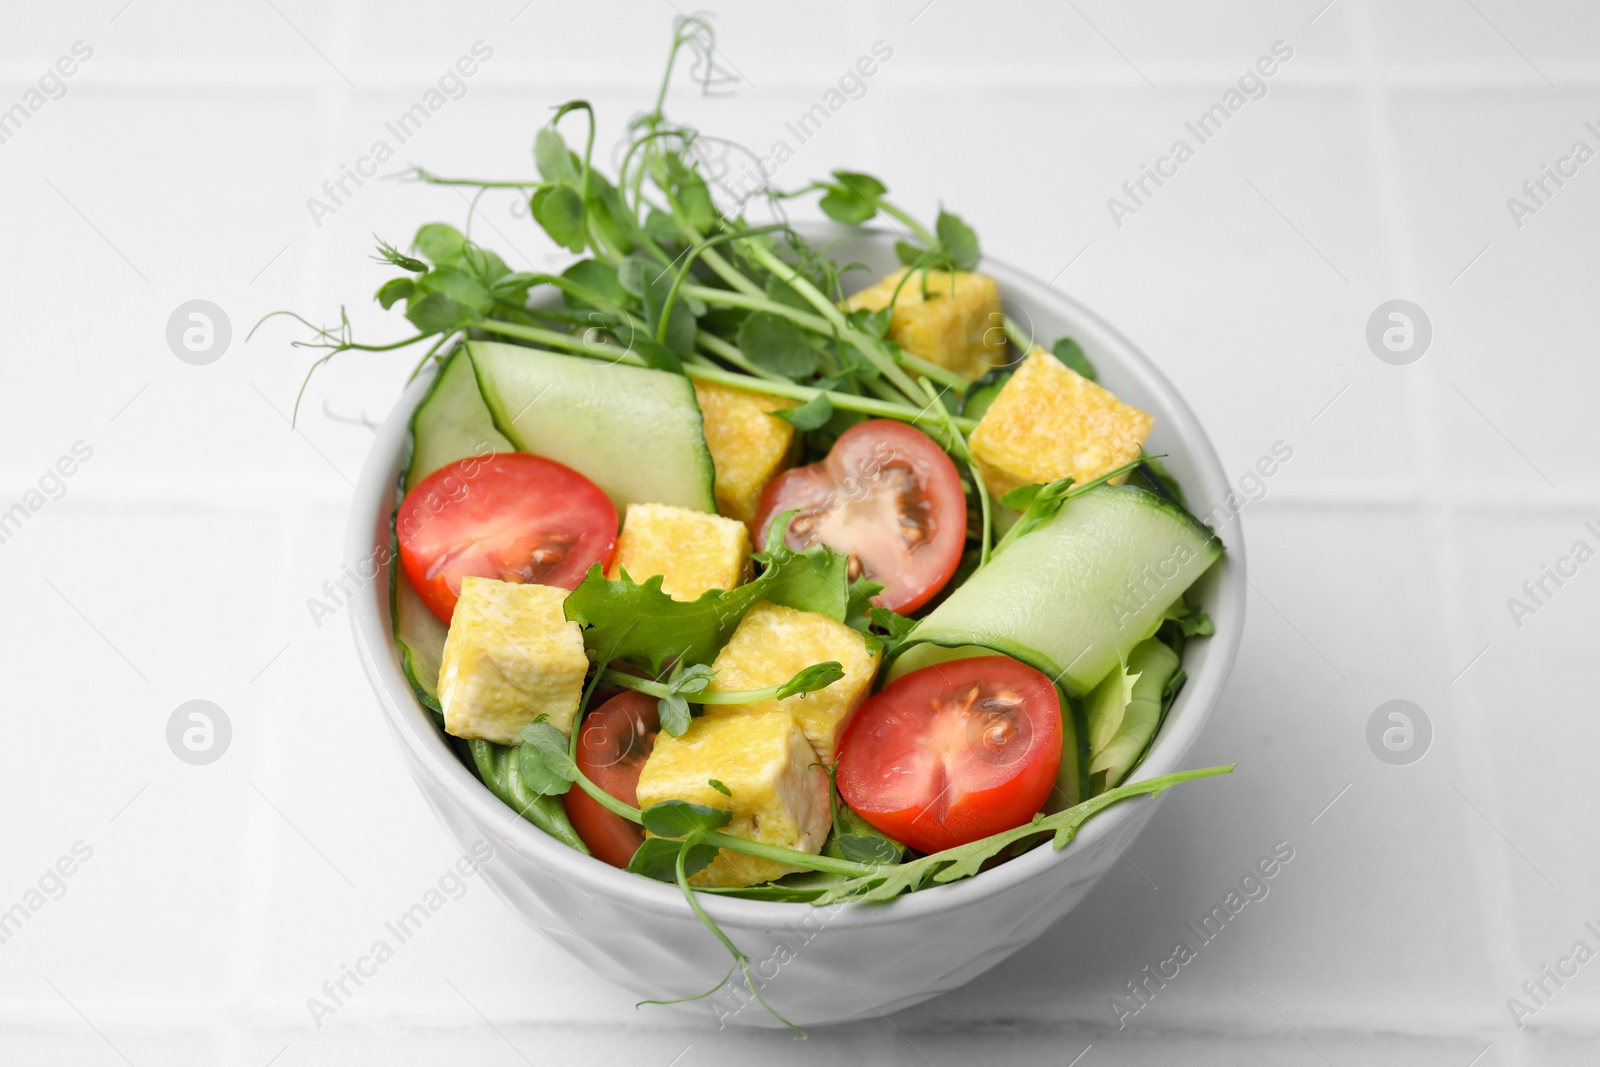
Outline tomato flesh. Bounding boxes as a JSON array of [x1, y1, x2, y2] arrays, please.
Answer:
[[753, 420, 965, 613], [565, 691, 659, 868], [836, 656, 1062, 853], [398, 452, 617, 624]]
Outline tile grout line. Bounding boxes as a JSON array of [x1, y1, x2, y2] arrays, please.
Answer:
[[1347, 1, 1532, 1062]]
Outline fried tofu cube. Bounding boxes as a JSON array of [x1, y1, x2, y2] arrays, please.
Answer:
[[437, 577, 589, 744], [969, 348, 1154, 498], [692, 381, 797, 524], [608, 502, 751, 601], [636, 709, 831, 888], [703, 601, 881, 765], [844, 267, 1007, 381]]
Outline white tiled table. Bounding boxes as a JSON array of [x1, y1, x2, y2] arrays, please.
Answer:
[[3, 2, 1596, 1063]]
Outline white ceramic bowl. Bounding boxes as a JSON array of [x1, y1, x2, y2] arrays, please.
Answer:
[[347, 227, 1246, 1029]]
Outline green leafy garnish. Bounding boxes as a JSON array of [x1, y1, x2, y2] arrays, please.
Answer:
[[771, 392, 833, 431], [1051, 336, 1096, 380], [809, 765, 1233, 905], [517, 719, 578, 796]]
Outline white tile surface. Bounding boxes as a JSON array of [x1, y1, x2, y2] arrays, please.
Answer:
[[2, 0, 1597, 1062]]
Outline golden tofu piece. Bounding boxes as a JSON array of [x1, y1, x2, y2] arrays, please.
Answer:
[[692, 381, 797, 525], [703, 601, 880, 765], [636, 709, 831, 888], [844, 267, 1006, 381], [437, 577, 589, 744], [608, 502, 751, 601], [969, 348, 1154, 498]]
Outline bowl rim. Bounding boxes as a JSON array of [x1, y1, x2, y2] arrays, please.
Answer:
[[346, 232, 1246, 930]]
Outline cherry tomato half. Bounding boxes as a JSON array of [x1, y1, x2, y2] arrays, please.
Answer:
[[564, 690, 659, 867], [398, 452, 617, 624], [753, 420, 966, 613], [836, 656, 1062, 853]]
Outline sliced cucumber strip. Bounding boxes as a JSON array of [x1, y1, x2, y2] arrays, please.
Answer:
[[404, 344, 512, 494], [393, 348, 512, 710], [467, 340, 717, 513], [891, 485, 1221, 696]]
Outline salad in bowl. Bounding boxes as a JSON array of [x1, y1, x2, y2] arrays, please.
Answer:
[[299, 18, 1238, 1030]]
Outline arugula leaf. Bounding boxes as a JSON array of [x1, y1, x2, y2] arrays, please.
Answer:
[[627, 836, 719, 882], [935, 209, 980, 271], [1051, 336, 1096, 380], [809, 765, 1235, 905], [641, 799, 732, 838], [866, 605, 917, 658], [564, 566, 742, 672], [845, 578, 884, 633], [996, 477, 1076, 544], [517, 720, 578, 796], [737, 312, 820, 378], [772, 393, 832, 431], [754, 511, 850, 619]]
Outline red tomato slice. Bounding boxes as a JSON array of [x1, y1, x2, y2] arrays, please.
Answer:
[[565, 691, 659, 868], [752, 420, 966, 613], [836, 656, 1062, 853], [398, 452, 617, 624]]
